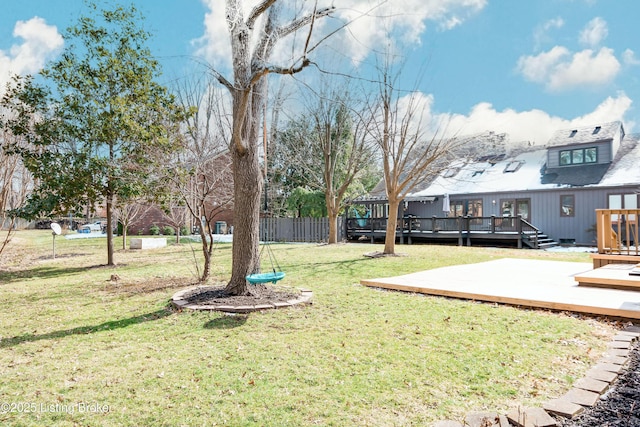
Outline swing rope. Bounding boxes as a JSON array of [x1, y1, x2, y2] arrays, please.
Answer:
[[261, 242, 281, 274], [256, 243, 281, 273], [247, 242, 285, 284]]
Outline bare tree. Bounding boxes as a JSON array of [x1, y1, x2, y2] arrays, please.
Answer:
[[212, 0, 334, 295], [161, 198, 189, 244], [167, 73, 234, 282], [369, 57, 459, 255], [310, 85, 374, 243], [273, 81, 374, 242], [113, 199, 151, 249], [0, 112, 33, 260]]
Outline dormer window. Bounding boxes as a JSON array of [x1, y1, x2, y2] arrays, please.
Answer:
[[559, 147, 597, 166]]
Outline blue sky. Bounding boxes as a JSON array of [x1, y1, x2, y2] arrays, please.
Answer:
[[1, 0, 638, 145]]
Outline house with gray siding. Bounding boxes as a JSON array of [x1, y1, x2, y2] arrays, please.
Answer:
[[351, 121, 639, 247]]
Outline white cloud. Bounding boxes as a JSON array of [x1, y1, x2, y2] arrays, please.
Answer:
[[622, 49, 640, 66], [191, 0, 232, 71], [517, 47, 620, 91], [516, 46, 570, 84], [533, 17, 564, 51], [549, 48, 620, 90], [575, 91, 633, 126], [193, 0, 487, 70], [0, 17, 63, 90], [428, 92, 633, 145], [579, 17, 608, 47]]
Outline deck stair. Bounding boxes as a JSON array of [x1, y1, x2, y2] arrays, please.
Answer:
[[575, 209, 640, 289], [522, 231, 558, 249], [574, 262, 640, 290]]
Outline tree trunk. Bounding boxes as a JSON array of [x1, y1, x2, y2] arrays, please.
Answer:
[[383, 198, 400, 255], [224, 146, 262, 295], [106, 191, 115, 265], [121, 224, 127, 250], [328, 212, 338, 244], [326, 193, 339, 244], [199, 224, 211, 282]]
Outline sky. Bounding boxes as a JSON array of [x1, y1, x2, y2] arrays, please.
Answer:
[[1, 0, 639, 145]]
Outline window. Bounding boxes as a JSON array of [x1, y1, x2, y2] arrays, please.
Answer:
[[371, 203, 388, 218], [450, 200, 483, 217], [609, 193, 638, 224], [501, 199, 531, 221], [559, 147, 597, 166], [504, 161, 523, 173], [468, 200, 483, 217], [501, 200, 514, 216], [560, 195, 575, 217], [572, 150, 584, 163], [584, 147, 597, 163], [451, 201, 464, 217], [609, 194, 638, 209]]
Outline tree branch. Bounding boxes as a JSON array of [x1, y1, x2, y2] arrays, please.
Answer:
[[247, 0, 277, 29], [277, 6, 334, 41], [206, 65, 234, 92]]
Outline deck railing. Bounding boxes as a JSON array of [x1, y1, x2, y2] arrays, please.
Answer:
[[596, 209, 640, 255], [346, 215, 538, 247]]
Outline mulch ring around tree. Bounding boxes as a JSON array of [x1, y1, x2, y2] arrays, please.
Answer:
[[171, 283, 313, 313], [562, 341, 640, 427]]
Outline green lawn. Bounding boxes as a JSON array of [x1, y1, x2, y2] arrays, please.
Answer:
[[0, 230, 618, 426]]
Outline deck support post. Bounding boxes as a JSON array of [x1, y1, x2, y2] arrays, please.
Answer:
[[370, 205, 374, 244], [517, 214, 523, 249], [465, 216, 471, 246]]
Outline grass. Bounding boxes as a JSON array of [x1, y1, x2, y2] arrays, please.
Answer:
[[0, 230, 620, 426]]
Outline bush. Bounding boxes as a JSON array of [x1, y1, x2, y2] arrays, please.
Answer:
[[149, 224, 160, 235], [163, 226, 175, 236], [180, 226, 189, 236]]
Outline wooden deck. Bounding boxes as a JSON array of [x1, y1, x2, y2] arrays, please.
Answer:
[[575, 263, 640, 290], [361, 258, 640, 319], [346, 215, 550, 248], [591, 253, 640, 268]]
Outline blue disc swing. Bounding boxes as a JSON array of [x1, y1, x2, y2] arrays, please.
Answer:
[[245, 242, 285, 284]]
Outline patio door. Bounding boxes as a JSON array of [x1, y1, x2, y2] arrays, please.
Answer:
[[501, 199, 530, 221]]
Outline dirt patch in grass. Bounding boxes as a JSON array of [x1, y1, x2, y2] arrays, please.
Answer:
[[363, 251, 407, 258], [105, 276, 195, 295], [182, 283, 301, 307]]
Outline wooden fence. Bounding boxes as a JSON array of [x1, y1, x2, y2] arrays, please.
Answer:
[[259, 217, 344, 243]]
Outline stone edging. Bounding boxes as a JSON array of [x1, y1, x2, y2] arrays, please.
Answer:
[[170, 286, 313, 313], [434, 324, 640, 427]]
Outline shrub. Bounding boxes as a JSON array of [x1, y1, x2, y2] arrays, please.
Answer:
[[149, 224, 160, 235], [180, 226, 189, 236], [163, 226, 175, 236]]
